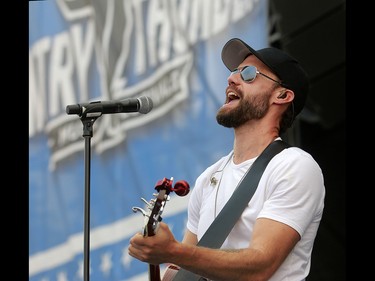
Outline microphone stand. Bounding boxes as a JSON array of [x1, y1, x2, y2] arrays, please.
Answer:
[[65, 97, 153, 280], [78, 112, 101, 281]]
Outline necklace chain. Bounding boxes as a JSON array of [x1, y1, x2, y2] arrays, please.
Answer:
[[211, 152, 233, 217]]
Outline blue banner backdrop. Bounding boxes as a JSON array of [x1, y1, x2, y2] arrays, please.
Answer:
[[29, 0, 269, 280]]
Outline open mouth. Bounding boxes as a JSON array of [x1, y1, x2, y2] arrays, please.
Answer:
[[227, 92, 240, 103]]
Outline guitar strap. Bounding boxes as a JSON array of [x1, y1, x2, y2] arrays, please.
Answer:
[[172, 140, 289, 281]]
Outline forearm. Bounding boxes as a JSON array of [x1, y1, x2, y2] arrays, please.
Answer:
[[170, 243, 271, 281], [129, 221, 294, 281]]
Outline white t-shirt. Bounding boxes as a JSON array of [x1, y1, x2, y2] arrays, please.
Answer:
[[186, 142, 325, 281]]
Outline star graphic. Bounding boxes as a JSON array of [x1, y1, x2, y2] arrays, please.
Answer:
[[121, 246, 133, 269], [56, 271, 68, 281], [76, 259, 92, 280], [100, 251, 113, 276]]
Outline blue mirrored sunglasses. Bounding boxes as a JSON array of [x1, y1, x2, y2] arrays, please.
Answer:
[[231, 65, 282, 85]]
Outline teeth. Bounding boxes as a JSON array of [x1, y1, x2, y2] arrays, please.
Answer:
[[228, 92, 239, 99]]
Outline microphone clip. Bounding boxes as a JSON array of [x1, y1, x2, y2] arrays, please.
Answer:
[[210, 177, 218, 186]]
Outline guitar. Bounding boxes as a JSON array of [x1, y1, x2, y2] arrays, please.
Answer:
[[132, 177, 190, 281]]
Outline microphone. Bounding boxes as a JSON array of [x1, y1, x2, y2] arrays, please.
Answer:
[[66, 96, 153, 116]]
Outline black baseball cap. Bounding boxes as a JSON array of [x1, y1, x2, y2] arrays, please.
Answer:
[[221, 38, 309, 117]]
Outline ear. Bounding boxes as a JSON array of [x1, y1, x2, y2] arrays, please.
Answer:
[[274, 89, 294, 104]]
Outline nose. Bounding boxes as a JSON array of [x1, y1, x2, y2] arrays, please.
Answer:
[[228, 71, 241, 85]]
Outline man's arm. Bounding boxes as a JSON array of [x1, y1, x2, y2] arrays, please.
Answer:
[[129, 218, 300, 281]]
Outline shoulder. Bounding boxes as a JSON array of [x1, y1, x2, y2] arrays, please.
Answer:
[[259, 146, 325, 226], [274, 146, 322, 170], [265, 145, 325, 190]]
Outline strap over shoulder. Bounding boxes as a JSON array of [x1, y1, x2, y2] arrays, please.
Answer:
[[171, 140, 289, 281]]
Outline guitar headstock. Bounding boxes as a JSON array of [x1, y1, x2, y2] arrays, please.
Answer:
[[132, 177, 190, 237]]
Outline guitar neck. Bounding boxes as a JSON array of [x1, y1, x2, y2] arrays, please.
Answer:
[[149, 264, 161, 281], [146, 189, 167, 281], [133, 178, 189, 281]]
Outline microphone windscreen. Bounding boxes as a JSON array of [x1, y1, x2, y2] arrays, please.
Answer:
[[138, 96, 153, 114]]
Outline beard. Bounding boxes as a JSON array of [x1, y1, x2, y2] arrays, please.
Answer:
[[216, 91, 271, 128]]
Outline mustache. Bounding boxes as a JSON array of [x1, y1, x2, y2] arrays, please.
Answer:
[[225, 85, 242, 97]]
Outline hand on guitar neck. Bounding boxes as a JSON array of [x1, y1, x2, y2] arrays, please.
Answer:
[[132, 177, 190, 281]]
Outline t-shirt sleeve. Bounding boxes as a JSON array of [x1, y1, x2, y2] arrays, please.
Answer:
[[257, 148, 325, 237]]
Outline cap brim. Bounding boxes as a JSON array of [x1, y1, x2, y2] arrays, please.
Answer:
[[222, 38, 277, 74], [221, 38, 258, 71]]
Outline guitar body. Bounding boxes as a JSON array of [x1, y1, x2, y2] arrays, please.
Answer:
[[159, 264, 179, 281], [166, 266, 208, 281], [133, 178, 190, 281]]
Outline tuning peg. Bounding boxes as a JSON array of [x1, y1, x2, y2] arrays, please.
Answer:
[[172, 180, 190, 196], [132, 206, 147, 216]]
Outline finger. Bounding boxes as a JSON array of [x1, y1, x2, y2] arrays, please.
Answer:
[[129, 232, 144, 246]]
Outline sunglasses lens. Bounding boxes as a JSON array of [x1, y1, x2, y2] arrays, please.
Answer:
[[241, 66, 257, 82]]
